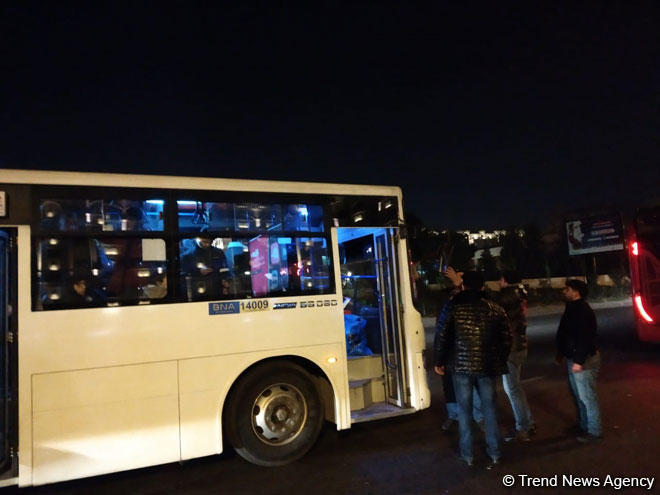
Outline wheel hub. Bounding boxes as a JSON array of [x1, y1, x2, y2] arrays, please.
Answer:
[[252, 383, 308, 445]]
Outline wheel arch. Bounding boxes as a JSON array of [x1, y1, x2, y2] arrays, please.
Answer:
[[221, 355, 338, 428]]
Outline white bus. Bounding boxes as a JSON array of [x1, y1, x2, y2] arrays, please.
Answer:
[[0, 169, 430, 487]]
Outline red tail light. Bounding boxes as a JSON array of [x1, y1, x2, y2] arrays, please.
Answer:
[[631, 241, 639, 256], [634, 294, 654, 323]]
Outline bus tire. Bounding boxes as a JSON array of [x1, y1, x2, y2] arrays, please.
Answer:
[[225, 361, 324, 466]]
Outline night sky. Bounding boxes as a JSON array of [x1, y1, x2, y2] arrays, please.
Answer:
[[2, 3, 659, 229]]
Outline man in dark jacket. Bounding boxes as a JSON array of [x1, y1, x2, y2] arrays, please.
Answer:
[[555, 279, 601, 442], [434, 271, 512, 468], [496, 271, 536, 442], [180, 238, 231, 300]]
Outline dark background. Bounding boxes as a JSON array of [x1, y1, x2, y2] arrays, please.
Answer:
[[2, 3, 659, 229]]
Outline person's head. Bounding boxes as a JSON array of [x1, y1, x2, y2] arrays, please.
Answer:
[[563, 279, 588, 301], [462, 271, 485, 291], [499, 270, 521, 289], [123, 206, 145, 230], [72, 278, 87, 296], [196, 237, 212, 249]]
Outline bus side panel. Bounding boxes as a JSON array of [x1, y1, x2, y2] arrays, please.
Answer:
[[178, 343, 348, 461], [31, 362, 179, 486]]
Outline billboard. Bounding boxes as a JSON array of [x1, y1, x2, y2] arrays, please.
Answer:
[[566, 214, 624, 255]]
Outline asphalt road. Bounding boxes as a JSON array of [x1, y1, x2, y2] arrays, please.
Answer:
[[6, 304, 660, 494]]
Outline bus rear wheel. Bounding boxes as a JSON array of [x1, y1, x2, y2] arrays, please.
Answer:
[[225, 361, 324, 466]]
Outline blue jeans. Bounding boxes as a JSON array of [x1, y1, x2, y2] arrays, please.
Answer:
[[502, 350, 534, 432], [567, 355, 601, 436], [446, 389, 482, 422], [453, 373, 501, 461], [444, 371, 482, 422]]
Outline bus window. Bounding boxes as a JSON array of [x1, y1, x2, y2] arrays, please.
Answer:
[[233, 203, 282, 232], [40, 199, 104, 231], [249, 236, 330, 296], [39, 198, 164, 232], [179, 236, 331, 301], [177, 200, 324, 234], [283, 204, 325, 232], [36, 237, 167, 309], [37, 238, 113, 308], [177, 201, 234, 233], [104, 238, 167, 302], [103, 199, 164, 231], [180, 237, 245, 301]]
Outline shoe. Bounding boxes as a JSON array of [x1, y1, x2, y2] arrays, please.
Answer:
[[441, 418, 457, 432], [577, 434, 603, 444], [504, 429, 530, 443], [458, 456, 474, 467], [528, 425, 537, 436], [485, 457, 500, 470]]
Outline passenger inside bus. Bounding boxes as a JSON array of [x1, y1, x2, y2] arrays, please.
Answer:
[[180, 238, 232, 300], [67, 274, 106, 305]]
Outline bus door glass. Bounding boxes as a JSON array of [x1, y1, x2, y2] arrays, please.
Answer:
[[0, 229, 17, 474], [374, 228, 406, 407]]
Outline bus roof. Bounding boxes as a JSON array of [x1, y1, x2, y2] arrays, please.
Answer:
[[0, 169, 402, 198]]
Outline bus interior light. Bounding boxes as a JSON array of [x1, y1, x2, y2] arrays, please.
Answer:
[[634, 294, 654, 323]]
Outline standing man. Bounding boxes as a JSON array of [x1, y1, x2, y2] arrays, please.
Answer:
[[181, 238, 232, 299], [496, 271, 536, 442], [434, 271, 511, 468], [555, 279, 602, 442], [436, 267, 484, 432]]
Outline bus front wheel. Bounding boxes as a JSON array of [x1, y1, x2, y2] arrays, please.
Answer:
[[225, 361, 324, 466]]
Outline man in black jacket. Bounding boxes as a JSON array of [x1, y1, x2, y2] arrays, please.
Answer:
[[434, 271, 512, 468], [555, 279, 602, 442], [496, 271, 536, 442]]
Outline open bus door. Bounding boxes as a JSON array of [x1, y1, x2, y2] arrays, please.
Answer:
[[0, 229, 17, 481], [336, 227, 411, 421]]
